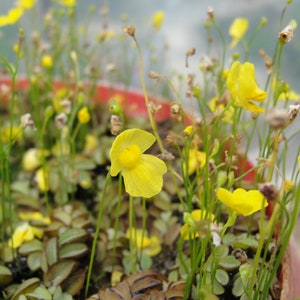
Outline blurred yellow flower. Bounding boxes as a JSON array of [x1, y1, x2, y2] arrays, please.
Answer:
[[226, 61, 266, 113], [17, 0, 36, 9], [284, 180, 294, 192], [152, 11, 165, 30], [180, 209, 215, 240], [41, 55, 53, 68], [78, 107, 91, 124], [8, 222, 43, 248], [209, 96, 234, 124], [216, 188, 267, 216], [22, 148, 47, 171], [110, 128, 167, 198], [35, 167, 49, 191], [185, 149, 206, 175], [183, 126, 193, 136], [19, 211, 51, 225], [84, 134, 98, 153], [229, 18, 249, 48], [126, 229, 161, 256], [58, 0, 76, 7], [0, 125, 22, 143], [13, 43, 24, 57], [0, 7, 23, 26]]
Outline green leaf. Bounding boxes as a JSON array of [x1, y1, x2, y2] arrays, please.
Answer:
[[0, 265, 13, 287], [27, 252, 42, 271], [19, 239, 43, 256], [239, 263, 253, 287], [233, 238, 258, 250], [58, 228, 87, 246], [26, 287, 52, 300], [59, 243, 88, 259], [11, 278, 40, 300], [44, 260, 77, 286], [215, 269, 229, 286], [218, 256, 241, 270]]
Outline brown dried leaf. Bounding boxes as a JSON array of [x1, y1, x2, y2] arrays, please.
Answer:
[[99, 288, 123, 300], [111, 281, 131, 300], [131, 277, 162, 295]]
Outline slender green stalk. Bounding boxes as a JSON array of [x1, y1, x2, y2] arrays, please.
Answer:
[[85, 173, 111, 297]]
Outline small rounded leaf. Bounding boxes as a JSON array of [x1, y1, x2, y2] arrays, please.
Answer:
[[218, 256, 241, 270], [59, 243, 89, 259], [59, 228, 87, 246]]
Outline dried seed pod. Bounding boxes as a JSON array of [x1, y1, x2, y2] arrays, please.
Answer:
[[258, 182, 279, 201]]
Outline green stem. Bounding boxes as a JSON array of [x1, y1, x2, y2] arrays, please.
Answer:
[[132, 36, 164, 153], [85, 173, 111, 297]]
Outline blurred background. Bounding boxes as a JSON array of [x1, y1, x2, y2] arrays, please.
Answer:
[[1, 0, 300, 249]]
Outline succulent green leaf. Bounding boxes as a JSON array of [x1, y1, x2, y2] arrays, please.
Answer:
[[215, 269, 230, 286], [27, 252, 42, 271], [0, 265, 13, 287], [59, 228, 87, 246], [218, 256, 241, 270], [19, 239, 43, 256], [59, 243, 89, 259]]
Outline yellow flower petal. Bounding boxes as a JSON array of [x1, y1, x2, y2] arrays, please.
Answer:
[[144, 236, 161, 256], [110, 129, 156, 177], [226, 61, 266, 113], [77, 107, 91, 124], [186, 149, 206, 175], [19, 211, 51, 224], [35, 167, 49, 191], [152, 11, 165, 30], [229, 18, 249, 48], [122, 154, 167, 198], [58, 0, 76, 7], [180, 209, 215, 240], [8, 222, 43, 248], [17, 0, 36, 10], [216, 188, 268, 216]]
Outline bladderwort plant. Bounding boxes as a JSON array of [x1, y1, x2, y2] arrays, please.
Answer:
[[1, 1, 300, 299]]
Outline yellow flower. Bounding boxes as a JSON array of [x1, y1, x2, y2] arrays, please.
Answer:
[[8, 222, 43, 248], [279, 89, 300, 101], [78, 107, 91, 124], [209, 96, 234, 124], [0, 7, 23, 26], [229, 18, 249, 48], [22, 148, 45, 171], [216, 188, 268, 216], [226, 61, 266, 113], [185, 149, 206, 175], [109, 128, 167, 198], [183, 126, 193, 136], [13, 43, 24, 58], [180, 209, 215, 240], [17, 0, 36, 10], [84, 134, 98, 153], [0, 125, 22, 143], [284, 180, 294, 192], [126, 229, 161, 256], [58, 0, 76, 7], [41, 55, 53, 68], [35, 167, 49, 192], [19, 211, 51, 225], [152, 11, 165, 30]]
